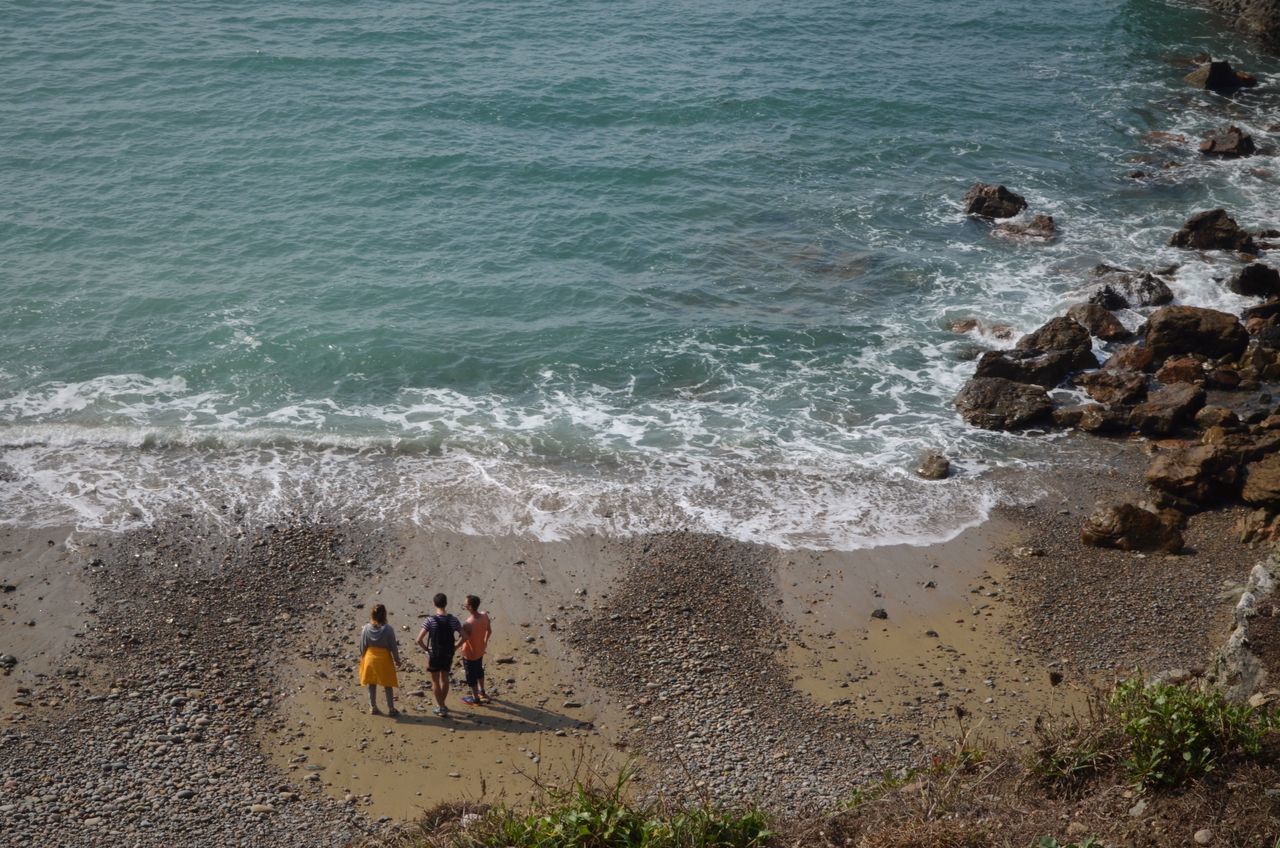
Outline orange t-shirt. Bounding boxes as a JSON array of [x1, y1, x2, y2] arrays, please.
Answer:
[[460, 612, 490, 660]]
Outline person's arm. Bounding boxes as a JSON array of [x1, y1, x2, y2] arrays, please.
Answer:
[[481, 616, 491, 654], [453, 616, 464, 648], [415, 624, 429, 654], [389, 629, 403, 667]]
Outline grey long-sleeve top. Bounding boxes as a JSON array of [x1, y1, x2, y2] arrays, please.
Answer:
[[359, 623, 402, 665]]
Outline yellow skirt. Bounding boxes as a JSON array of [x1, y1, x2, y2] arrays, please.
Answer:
[[359, 646, 398, 688]]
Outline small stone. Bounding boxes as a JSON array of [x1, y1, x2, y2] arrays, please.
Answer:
[[870, 608, 888, 620], [1129, 798, 1148, 818], [248, 803, 275, 814], [1194, 829, 1213, 845], [562, 700, 582, 708]]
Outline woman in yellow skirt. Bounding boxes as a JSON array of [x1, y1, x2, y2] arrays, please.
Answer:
[[359, 603, 402, 716]]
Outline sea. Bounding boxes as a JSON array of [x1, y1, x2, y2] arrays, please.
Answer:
[[2, 0, 1278, 549]]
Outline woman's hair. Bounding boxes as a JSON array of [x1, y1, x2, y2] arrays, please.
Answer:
[[370, 603, 388, 625]]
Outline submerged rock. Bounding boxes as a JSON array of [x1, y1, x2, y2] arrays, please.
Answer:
[[962, 182, 1027, 219], [953, 377, 1052, 430], [1200, 125, 1256, 157], [1169, 209, 1258, 253], [1184, 60, 1259, 92], [915, 451, 951, 480], [1080, 501, 1184, 553], [992, 213, 1057, 241]]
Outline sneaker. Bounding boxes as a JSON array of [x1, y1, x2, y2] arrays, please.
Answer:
[[432, 706, 443, 716], [369, 706, 382, 716], [461, 696, 477, 705], [387, 708, 400, 717]]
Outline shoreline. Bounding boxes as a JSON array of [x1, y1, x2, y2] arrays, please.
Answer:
[[1, 438, 1264, 845]]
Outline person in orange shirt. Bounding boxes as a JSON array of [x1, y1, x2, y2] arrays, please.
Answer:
[[459, 594, 492, 705]]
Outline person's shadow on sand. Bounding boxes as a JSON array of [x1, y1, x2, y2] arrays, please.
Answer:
[[389, 698, 587, 734]]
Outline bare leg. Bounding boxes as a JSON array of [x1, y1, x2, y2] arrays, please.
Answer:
[[431, 670, 450, 709], [367, 685, 380, 713], [383, 687, 396, 713]]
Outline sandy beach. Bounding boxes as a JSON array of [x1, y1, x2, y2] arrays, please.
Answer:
[[0, 439, 1265, 846]]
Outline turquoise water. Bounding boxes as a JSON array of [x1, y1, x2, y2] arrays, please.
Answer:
[[2, 0, 1278, 546]]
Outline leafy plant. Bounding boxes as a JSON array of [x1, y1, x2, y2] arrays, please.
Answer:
[[1109, 678, 1277, 787]]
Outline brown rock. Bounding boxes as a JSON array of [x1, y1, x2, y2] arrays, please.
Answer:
[[953, 377, 1053, 430], [1155, 356, 1205, 385], [1066, 302, 1131, 341], [1075, 369, 1148, 405], [1016, 316, 1093, 357], [1199, 125, 1256, 158], [1205, 367, 1241, 390], [1143, 305, 1250, 361], [1129, 383, 1206, 436], [1169, 209, 1258, 253], [974, 348, 1085, 388], [1194, 406, 1242, 431], [963, 183, 1027, 219], [1103, 345, 1155, 372], [1080, 501, 1184, 553], [1243, 453, 1280, 509], [1145, 444, 1240, 503]]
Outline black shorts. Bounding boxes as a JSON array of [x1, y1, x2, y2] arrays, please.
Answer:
[[463, 657, 484, 686], [427, 650, 454, 673]]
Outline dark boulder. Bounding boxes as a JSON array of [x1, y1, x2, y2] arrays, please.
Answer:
[[1243, 453, 1280, 509], [953, 377, 1053, 430], [1075, 369, 1148, 405], [1066, 302, 1131, 342], [1080, 501, 1184, 553], [1102, 345, 1156, 372], [1200, 125, 1256, 157], [1016, 316, 1095, 360], [1145, 444, 1241, 503], [1169, 209, 1258, 253], [1052, 402, 1133, 433], [1228, 263, 1280, 297], [1129, 383, 1206, 435], [1184, 60, 1260, 92], [1241, 299, 1280, 322], [916, 452, 951, 480], [1194, 406, 1243, 431], [963, 183, 1028, 219], [974, 348, 1084, 388], [1143, 305, 1249, 361], [992, 214, 1057, 241], [1087, 265, 1174, 308]]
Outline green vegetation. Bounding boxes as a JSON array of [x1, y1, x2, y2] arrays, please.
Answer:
[[377, 772, 772, 848], [1108, 678, 1277, 787], [1035, 838, 1098, 848], [1034, 678, 1280, 791]]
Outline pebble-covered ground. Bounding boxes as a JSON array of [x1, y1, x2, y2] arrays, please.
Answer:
[[568, 532, 920, 813], [0, 518, 388, 848]]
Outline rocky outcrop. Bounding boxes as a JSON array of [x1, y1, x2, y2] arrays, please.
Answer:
[[1146, 444, 1241, 503], [1087, 265, 1174, 308], [1200, 125, 1257, 157], [1129, 383, 1206, 435], [953, 377, 1052, 430], [1229, 263, 1280, 297], [1169, 209, 1259, 252], [963, 183, 1027, 219], [1200, 1, 1280, 52], [1067, 302, 1131, 341], [1155, 356, 1207, 385], [1242, 453, 1280, 508], [1208, 554, 1280, 704], [1143, 305, 1250, 361], [1080, 501, 1184, 552], [974, 349, 1082, 387], [1184, 59, 1260, 91], [1102, 345, 1156, 372]]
